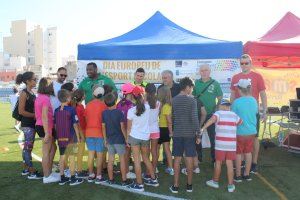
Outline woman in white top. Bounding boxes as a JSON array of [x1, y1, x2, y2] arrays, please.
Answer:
[[127, 86, 159, 192]]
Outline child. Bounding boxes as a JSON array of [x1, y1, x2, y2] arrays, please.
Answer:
[[127, 86, 159, 192], [85, 85, 107, 184], [102, 93, 132, 186], [71, 89, 87, 178], [157, 85, 174, 175], [231, 79, 258, 182], [170, 77, 201, 194], [54, 89, 83, 186], [145, 83, 160, 176], [116, 83, 136, 179], [204, 99, 242, 193]]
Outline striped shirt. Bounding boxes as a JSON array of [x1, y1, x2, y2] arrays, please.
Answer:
[[213, 110, 242, 151], [172, 94, 200, 138]]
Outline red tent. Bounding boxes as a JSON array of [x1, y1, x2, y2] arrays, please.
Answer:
[[244, 12, 300, 68]]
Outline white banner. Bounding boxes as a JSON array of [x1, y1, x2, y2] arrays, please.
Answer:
[[77, 59, 241, 97]]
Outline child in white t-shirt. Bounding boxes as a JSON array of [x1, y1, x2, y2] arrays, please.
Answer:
[[127, 86, 159, 192]]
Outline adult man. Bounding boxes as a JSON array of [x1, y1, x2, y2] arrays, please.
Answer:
[[193, 64, 223, 163], [132, 68, 147, 87], [158, 70, 180, 98], [170, 77, 201, 194], [79, 62, 117, 104], [51, 67, 68, 111], [230, 54, 267, 174]]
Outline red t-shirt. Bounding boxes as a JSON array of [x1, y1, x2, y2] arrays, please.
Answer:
[[231, 71, 266, 101], [85, 99, 107, 138], [76, 104, 86, 133]]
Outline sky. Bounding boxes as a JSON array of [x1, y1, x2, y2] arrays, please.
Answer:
[[1, 0, 300, 58]]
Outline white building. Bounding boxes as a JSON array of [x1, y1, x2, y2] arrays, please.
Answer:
[[44, 27, 60, 74], [3, 20, 27, 58], [27, 25, 43, 65], [3, 20, 61, 75]]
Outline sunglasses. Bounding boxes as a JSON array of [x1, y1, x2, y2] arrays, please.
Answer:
[[59, 74, 67, 77], [240, 62, 250, 66]]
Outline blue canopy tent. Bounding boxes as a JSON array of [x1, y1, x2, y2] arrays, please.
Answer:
[[78, 11, 242, 60]]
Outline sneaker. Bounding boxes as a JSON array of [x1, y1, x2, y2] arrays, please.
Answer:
[[243, 175, 252, 181], [128, 183, 144, 192], [206, 180, 219, 189], [95, 176, 107, 184], [186, 184, 193, 192], [28, 171, 43, 180], [51, 172, 61, 181], [76, 171, 89, 179], [169, 185, 179, 194], [250, 163, 258, 174], [64, 169, 71, 178], [43, 174, 60, 184], [181, 168, 200, 175], [181, 168, 188, 175], [234, 176, 243, 183], [227, 184, 235, 192], [126, 172, 136, 179], [121, 179, 133, 187], [144, 178, 159, 187], [107, 179, 115, 185], [194, 167, 200, 174], [59, 176, 70, 185], [70, 178, 84, 186], [87, 173, 96, 183], [142, 173, 151, 181], [21, 169, 29, 176], [165, 167, 174, 176]]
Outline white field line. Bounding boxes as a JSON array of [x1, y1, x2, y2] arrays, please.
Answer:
[[100, 182, 189, 200], [17, 132, 189, 200]]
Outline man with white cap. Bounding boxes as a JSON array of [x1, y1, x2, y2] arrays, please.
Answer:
[[231, 79, 258, 182], [230, 54, 267, 174]]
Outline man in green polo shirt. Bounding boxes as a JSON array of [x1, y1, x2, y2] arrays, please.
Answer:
[[132, 67, 148, 87], [79, 62, 117, 104], [192, 64, 223, 163]]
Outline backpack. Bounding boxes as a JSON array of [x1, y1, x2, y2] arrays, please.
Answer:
[[12, 90, 30, 121]]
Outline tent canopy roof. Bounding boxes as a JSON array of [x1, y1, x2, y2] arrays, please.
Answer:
[[244, 12, 300, 56], [78, 11, 242, 60]]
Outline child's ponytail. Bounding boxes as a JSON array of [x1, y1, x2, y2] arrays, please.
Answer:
[[135, 94, 145, 116]]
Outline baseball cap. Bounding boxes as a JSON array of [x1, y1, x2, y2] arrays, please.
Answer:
[[93, 85, 104, 97], [220, 99, 231, 106], [234, 79, 251, 89], [132, 86, 145, 97], [121, 83, 135, 95]]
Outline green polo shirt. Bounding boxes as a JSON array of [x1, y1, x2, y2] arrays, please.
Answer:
[[192, 78, 223, 115], [79, 73, 117, 104], [131, 81, 148, 88]]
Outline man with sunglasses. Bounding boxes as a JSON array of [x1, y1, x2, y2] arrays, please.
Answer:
[[230, 54, 267, 174], [51, 67, 68, 111]]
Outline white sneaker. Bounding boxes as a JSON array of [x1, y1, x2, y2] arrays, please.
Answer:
[[51, 172, 61, 181], [43, 174, 60, 184], [194, 167, 200, 174], [129, 165, 133, 171], [64, 169, 71, 178], [228, 184, 235, 192], [181, 168, 188, 175], [206, 180, 219, 189], [126, 172, 136, 179]]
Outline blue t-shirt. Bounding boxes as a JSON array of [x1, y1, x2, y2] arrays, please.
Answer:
[[102, 109, 125, 144], [232, 96, 258, 136], [54, 105, 78, 146]]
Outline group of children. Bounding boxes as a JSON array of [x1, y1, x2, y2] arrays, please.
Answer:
[[19, 75, 258, 194]]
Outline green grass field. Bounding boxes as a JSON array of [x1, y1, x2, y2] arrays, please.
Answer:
[[1, 102, 300, 200]]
